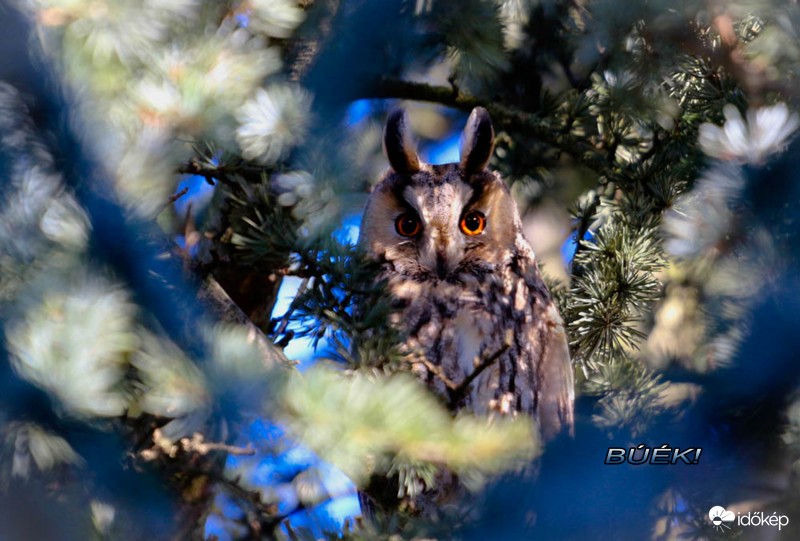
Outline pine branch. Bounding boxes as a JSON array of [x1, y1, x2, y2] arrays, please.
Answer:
[[367, 78, 608, 172], [197, 276, 291, 368], [176, 158, 267, 186], [177, 158, 221, 185]]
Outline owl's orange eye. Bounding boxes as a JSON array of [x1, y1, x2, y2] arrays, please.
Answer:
[[395, 212, 422, 237], [460, 210, 486, 236]]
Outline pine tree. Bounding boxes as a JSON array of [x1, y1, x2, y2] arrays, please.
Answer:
[[3, 0, 800, 539]]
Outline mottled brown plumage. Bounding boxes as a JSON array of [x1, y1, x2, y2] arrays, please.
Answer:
[[358, 107, 574, 513]]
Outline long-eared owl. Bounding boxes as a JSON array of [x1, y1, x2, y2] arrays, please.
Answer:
[[359, 107, 574, 441]]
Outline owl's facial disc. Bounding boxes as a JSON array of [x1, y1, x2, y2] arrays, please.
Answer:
[[402, 179, 482, 281], [360, 107, 523, 286]]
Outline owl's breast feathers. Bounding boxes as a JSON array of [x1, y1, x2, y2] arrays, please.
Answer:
[[383, 238, 574, 440]]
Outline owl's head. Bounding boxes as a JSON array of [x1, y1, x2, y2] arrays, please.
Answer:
[[360, 107, 524, 282]]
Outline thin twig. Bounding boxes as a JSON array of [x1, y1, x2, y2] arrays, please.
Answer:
[[419, 357, 459, 391], [169, 186, 189, 204], [450, 344, 510, 407], [178, 158, 219, 185], [180, 433, 256, 456], [216, 464, 358, 532], [209, 471, 280, 531], [157, 186, 189, 215], [272, 277, 309, 340], [570, 191, 601, 272], [275, 487, 359, 525], [177, 158, 266, 185]]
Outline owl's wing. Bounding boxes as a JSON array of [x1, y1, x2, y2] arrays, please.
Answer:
[[536, 302, 575, 440]]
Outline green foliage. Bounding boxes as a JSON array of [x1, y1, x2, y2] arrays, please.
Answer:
[[289, 241, 406, 369], [426, 0, 510, 92], [228, 173, 301, 269], [279, 366, 538, 487], [568, 220, 664, 367]]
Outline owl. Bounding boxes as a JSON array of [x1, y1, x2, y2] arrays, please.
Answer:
[[359, 107, 574, 442]]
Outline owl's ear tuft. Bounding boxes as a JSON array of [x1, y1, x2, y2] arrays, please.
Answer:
[[460, 107, 495, 175], [383, 109, 420, 175]]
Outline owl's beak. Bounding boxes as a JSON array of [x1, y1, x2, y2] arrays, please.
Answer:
[[426, 220, 456, 280], [435, 250, 448, 280]]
